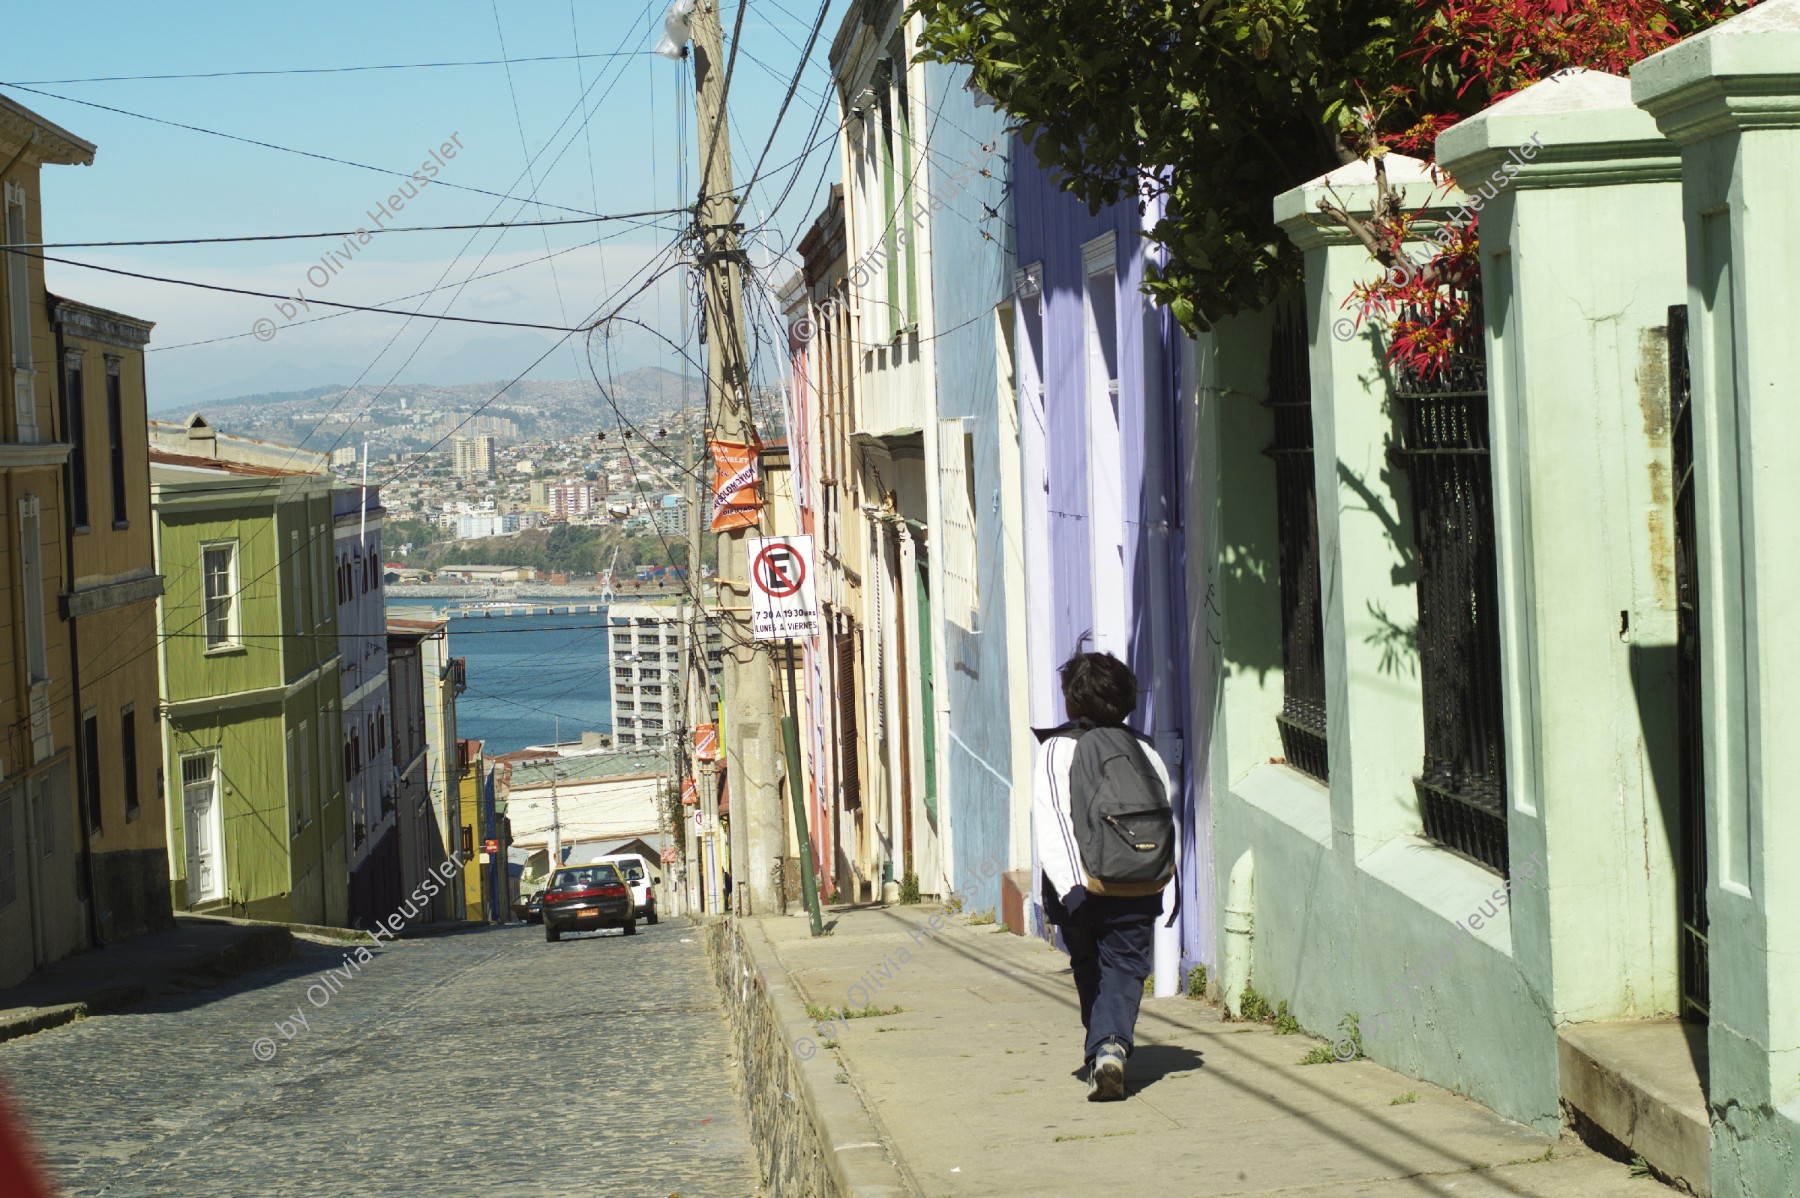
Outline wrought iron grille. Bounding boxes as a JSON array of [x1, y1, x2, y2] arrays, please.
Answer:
[[1391, 290, 1510, 875], [1669, 304, 1709, 1020], [1265, 308, 1329, 783]]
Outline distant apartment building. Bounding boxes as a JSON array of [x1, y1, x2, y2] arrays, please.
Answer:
[[651, 495, 689, 538], [334, 486, 397, 928], [453, 510, 517, 540], [449, 434, 495, 479], [329, 447, 358, 469], [547, 479, 602, 519], [608, 602, 724, 751]]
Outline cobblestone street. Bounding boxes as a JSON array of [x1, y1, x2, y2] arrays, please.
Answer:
[[0, 920, 759, 1198]]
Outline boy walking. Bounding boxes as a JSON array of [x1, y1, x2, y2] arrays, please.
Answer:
[[1033, 650, 1176, 1101]]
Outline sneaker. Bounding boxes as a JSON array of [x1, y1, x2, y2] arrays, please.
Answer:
[[1088, 1041, 1126, 1101]]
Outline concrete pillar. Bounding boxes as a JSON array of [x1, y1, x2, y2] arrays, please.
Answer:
[[1634, 5, 1800, 1190], [1271, 155, 1457, 856], [1437, 69, 1685, 1025]]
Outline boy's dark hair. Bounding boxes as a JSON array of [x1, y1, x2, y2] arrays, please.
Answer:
[[1059, 651, 1138, 726]]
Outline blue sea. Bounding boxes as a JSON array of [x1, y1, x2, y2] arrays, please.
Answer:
[[391, 608, 613, 754]]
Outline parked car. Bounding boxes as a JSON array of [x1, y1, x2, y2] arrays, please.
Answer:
[[514, 889, 544, 925], [593, 853, 659, 925], [541, 862, 634, 942]]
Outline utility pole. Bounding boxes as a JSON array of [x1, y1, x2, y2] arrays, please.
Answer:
[[690, 0, 782, 917], [548, 715, 562, 868]]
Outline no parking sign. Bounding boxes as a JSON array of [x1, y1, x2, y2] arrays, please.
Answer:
[[747, 535, 821, 640]]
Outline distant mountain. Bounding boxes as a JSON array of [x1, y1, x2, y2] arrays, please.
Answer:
[[152, 367, 697, 455]]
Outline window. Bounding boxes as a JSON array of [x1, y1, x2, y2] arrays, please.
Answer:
[[314, 524, 330, 625], [937, 418, 979, 629], [1082, 235, 1126, 656], [288, 728, 300, 837], [64, 351, 88, 528], [121, 706, 140, 818], [6, 182, 37, 442], [20, 496, 51, 760], [82, 710, 102, 832], [106, 359, 127, 527], [0, 792, 14, 909], [460, 826, 474, 857], [1393, 283, 1509, 875], [203, 542, 239, 649], [1266, 307, 1328, 783], [289, 530, 304, 632]]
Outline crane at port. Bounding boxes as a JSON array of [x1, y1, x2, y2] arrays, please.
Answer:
[[599, 547, 619, 604]]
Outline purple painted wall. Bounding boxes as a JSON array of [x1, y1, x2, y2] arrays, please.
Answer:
[[1013, 139, 1209, 971]]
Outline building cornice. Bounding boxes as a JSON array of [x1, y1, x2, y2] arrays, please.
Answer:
[[0, 442, 74, 470], [64, 566, 164, 620], [49, 296, 155, 349], [0, 95, 95, 166]]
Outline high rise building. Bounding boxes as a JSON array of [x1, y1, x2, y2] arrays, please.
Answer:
[[608, 603, 724, 751], [449, 434, 495, 478]]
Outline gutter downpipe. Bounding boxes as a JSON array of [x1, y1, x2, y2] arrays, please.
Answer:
[[1221, 848, 1255, 1016]]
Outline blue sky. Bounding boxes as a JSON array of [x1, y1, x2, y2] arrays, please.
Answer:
[[5, 1, 843, 406]]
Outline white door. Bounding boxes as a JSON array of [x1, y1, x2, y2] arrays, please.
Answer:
[[182, 754, 224, 903]]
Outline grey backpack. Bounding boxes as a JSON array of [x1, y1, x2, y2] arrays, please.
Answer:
[[1063, 723, 1176, 893]]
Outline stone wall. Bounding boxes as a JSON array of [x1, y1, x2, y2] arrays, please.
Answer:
[[703, 916, 910, 1198]]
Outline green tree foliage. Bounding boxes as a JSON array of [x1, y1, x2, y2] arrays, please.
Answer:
[[909, 0, 1752, 335]]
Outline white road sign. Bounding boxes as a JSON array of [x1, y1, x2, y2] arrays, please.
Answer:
[[747, 535, 822, 640]]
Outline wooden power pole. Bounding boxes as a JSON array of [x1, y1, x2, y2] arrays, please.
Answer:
[[691, 0, 782, 916]]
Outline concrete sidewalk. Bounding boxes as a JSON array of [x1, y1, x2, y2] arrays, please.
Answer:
[[756, 903, 1670, 1197], [0, 916, 293, 1044]]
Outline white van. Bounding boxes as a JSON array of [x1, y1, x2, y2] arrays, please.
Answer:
[[592, 853, 659, 924]]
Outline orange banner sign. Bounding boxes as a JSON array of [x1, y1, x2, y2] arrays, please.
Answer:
[[681, 778, 699, 806], [709, 439, 762, 531], [694, 724, 720, 762]]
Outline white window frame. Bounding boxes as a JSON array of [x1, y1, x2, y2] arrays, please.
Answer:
[[201, 539, 241, 652], [5, 182, 37, 443], [937, 416, 980, 630]]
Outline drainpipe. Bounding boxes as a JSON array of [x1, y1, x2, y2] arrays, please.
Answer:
[[1221, 849, 1255, 1017], [53, 314, 103, 949]]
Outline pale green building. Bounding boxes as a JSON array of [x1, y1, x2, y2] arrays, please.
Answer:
[[152, 415, 346, 926]]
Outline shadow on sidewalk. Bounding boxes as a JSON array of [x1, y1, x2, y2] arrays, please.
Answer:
[[1066, 1043, 1205, 1094]]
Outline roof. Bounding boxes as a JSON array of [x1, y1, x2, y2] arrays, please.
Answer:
[[506, 751, 669, 789], [147, 448, 317, 478], [387, 615, 446, 639], [0, 93, 96, 165]]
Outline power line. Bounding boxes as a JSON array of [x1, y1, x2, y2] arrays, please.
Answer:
[[31, 252, 600, 333], [0, 83, 613, 220], [3, 52, 656, 86], [4, 210, 687, 250]]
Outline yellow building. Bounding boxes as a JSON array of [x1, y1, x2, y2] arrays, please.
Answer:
[[51, 296, 168, 946], [0, 97, 95, 986], [456, 738, 487, 920]]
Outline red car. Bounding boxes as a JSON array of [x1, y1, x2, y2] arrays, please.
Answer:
[[542, 862, 636, 942]]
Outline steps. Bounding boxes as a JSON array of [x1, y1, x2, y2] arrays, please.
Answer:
[[1559, 1018, 1710, 1194]]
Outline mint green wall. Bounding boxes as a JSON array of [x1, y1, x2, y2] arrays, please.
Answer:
[[1635, 5, 1800, 1191]]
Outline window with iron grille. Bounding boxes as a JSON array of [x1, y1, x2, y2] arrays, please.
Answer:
[[1265, 308, 1328, 783], [120, 706, 140, 818], [1391, 287, 1510, 876]]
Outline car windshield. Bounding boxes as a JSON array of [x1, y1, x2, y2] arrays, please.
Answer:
[[551, 864, 620, 889], [618, 861, 646, 881]]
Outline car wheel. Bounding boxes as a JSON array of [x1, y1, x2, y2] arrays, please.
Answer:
[[647, 902, 658, 926], [623, 918, 637, 936], [545, 925, 561, 943]]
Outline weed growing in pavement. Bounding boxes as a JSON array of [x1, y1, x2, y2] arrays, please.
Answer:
[[1053, 1134, 1092, 1143], [1186, 964, 1208, 998], [1237, 984, 1275, 1023], [1271, 1001, 1301, 1035], [900, 871, 922, 904], [1391, 1091, 1418, 1105], [835, 1072, 850, 1084], [1629, 1156, 1651, 1178], [1143, 975, 1155, 996], [1299, 1013, 1365, 1065], [808, 1002, 902, 1021], [820, 1038, 839, 1050], [968, 908, 995, 925], [944, 893, 965, 915]]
